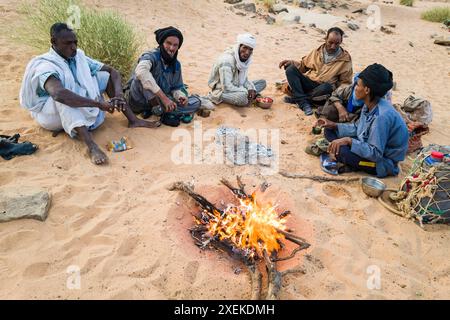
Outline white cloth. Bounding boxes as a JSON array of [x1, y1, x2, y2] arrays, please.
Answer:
[[236, 33, 256, 49], [234, 33, 256, 86], [20, 48, 103, 136]]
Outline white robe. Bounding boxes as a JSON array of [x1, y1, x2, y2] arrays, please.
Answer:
[[20, 48, 106, 137]]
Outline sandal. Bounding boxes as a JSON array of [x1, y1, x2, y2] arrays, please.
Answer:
[[320, 153, 338, 175]]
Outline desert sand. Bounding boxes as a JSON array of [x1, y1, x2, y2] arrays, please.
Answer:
[[0, 0, 449, 299]]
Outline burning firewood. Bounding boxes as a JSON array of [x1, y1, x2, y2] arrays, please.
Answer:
[[169, 176, 310, 300]]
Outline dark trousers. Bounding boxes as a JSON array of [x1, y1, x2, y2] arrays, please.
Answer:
[[324, 128, 377, 175], [285, 65, 333, 107]]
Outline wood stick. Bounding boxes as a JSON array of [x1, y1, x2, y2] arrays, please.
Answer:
[[278, 210, 291, 219], [169, 182, 223, 216], [273, 245, 305, 262], [276, 228, 310, 250], [236, 176, 247, 194], [220, 177, 248, 199], [247, 264, 262, 300], [279, 171, 360, 183], [281, 265, 307, 277], [263, 250, 282, 300]]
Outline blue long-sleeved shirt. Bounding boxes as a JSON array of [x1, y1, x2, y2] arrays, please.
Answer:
[[336, 98, 409, 177]]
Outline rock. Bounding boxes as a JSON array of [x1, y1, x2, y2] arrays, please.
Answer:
[[309, 23, 316, 28], [234, 2, 256, 13], [299, 0, 309, 8], [434, 36, 450, 46], [224, 0, 242, 3], [318, 1, 332, 10], [0, 188, 51, 222], [430, 33, 438, 39], [270, 4, 289, 14], [352, 8, 364, 14], [281, 14, 301, 25], [235, 11, 247, 16], [409, 41, 414, 47], [380, 26, 393, 34], [265, 14, 276, 25], [347, 22, 359, 31], [387, 23, 396, 28], [339, 4, 349, 10]]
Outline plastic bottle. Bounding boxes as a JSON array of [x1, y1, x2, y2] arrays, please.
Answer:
[[424, 151, 444, 166]]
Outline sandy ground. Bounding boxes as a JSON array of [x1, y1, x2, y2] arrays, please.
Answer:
[[0, 0, 449, 299]]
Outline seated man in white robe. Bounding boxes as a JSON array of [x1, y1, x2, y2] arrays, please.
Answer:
[[207, 33, 266, 107], [20, 22, 160, 165]]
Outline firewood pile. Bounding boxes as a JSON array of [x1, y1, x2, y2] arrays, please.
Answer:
[[169, 176, 310, 300]]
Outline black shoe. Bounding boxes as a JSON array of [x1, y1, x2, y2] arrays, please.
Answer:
[[283, 96, 296, 104]]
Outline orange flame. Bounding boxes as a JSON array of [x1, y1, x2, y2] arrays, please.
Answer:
[[206, 192, 287, 257]]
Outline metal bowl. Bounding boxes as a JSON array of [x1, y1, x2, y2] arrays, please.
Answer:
[[256, 97, 273, 109], [361, 177, 386, 197]]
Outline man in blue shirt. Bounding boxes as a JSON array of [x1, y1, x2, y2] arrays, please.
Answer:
[[316, 64, 409, 177], [20, 23, 160, 165]]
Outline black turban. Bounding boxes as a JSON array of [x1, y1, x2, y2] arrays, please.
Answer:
[[359, 63, 393, 98], [154, 26, 183, 48]]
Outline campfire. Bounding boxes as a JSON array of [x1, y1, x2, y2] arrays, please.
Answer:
[[170, 177, 310, 300]]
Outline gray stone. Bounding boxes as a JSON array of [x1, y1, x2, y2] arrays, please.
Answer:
[[0, 188, 51, 222], [270, 4, 289, 14], [318, 1, 333, 10], [224, 0, 242, 3], [281, 15, 301, 25], [347, 22, 359, 31], [234, 2, 256, 13], [434, 36, 450, 46], [299, 0, 309, 8], [265, 14, 276, 25]]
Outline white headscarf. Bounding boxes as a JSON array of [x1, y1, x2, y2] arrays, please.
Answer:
[[234, 33, 256, 86]]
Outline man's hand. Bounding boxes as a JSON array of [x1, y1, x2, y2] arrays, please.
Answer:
[[279, 60, 293, 69], [335, 102, 350, 122], [328, 137, 352, 156], [98, 101, 115, 113], [247, 89, 257, 101], [316, 118, 337, 130], [161, 96, 177, 112], [109, 97, 127, 112], [178, 96, 188, 107]]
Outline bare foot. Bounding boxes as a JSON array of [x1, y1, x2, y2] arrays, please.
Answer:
[[128, 119, 161, 128], [88, 144, 108, 165]]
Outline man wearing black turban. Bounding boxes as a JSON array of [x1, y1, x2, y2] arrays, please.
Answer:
[[154, 26, 184, 68], [314, 63, 409, 178], [124, 26, 200, 120], [358, 63, 393, 102]]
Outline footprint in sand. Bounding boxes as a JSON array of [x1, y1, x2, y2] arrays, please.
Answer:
[[322, 184, 352, 200], [22, 262, 50, 279], [0, 230, 39, 252], [0, 54, 14, 62], [116, 236, 139, 256], [129, 262, 161, 279], [184, 261, 199, 284]]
